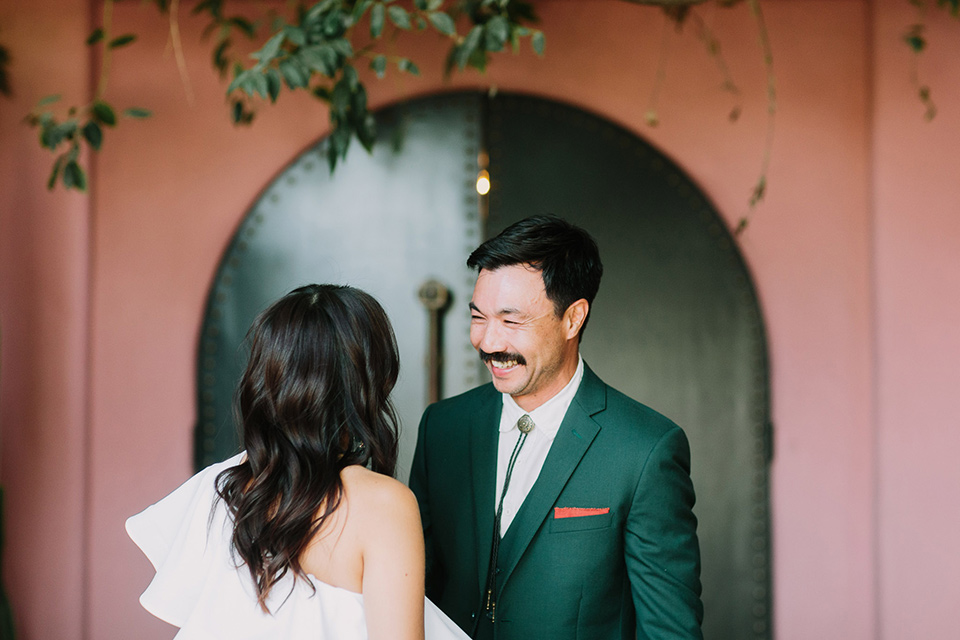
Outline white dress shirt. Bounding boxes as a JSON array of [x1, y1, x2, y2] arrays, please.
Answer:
[[495, 355, 584, 534]]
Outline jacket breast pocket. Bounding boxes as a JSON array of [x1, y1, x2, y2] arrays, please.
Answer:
[[549, 511, 612, 533]]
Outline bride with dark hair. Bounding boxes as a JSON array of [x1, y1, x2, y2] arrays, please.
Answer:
[[127, 284, 467, 640]]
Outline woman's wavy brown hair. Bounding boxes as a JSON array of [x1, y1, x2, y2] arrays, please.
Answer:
[[214, 284, 400, 610]]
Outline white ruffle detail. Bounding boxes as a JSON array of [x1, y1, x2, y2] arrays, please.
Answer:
[[127, 453, 466, 640]]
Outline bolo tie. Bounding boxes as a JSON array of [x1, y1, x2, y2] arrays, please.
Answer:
[[470, 413, 535, 639]]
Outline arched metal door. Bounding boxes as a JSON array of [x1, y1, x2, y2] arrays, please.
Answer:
[[195, 91, 772, 640]]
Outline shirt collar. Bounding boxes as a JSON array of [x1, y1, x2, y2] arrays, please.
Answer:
[[500, 354, 584, 438]]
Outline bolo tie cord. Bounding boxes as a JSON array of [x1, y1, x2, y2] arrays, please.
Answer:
[[470, 415, 534, 638]]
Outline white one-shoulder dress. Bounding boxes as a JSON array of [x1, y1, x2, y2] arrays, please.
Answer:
[[126, 453, 468, 640]]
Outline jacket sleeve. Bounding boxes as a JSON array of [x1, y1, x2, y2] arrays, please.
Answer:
[[408, 403, 446, 599], [625, 425, 703, 639]]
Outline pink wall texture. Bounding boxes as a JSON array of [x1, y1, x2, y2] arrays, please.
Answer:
[[1, 0, 958, 638]]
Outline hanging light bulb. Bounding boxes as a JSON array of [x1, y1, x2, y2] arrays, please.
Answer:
[[476, 169, 491, 196]]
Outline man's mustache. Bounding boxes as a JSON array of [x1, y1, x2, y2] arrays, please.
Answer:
[[479, 349, 527, 366]]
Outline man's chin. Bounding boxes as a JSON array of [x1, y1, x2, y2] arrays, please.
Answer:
[[490, 374, 524, 396]]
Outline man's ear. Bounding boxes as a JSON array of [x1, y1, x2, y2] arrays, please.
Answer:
[[563, 299, 589, 340]]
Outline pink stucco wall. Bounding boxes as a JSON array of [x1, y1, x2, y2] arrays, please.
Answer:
[[0, 2, 90, 638], [873, 0, 960, 636], [1, 1, 958, 638]]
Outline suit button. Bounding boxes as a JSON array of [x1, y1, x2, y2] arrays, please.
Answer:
[[471, 612, 476, 619], [495, 568, 502, 575]]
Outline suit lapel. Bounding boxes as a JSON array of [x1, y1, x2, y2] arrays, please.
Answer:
[[496, 365, 607, 588], [470, 386, 502, 594]]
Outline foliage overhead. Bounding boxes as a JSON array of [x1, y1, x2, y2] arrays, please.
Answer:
[[16, 0, 543, 191], [1, 0, 957, 229], [224, 0, 544, 171]]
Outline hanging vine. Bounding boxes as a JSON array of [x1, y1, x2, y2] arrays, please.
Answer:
[[5, 0, 958, 231]]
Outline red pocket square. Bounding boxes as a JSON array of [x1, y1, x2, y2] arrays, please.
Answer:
[[554, 507, 610, 519]]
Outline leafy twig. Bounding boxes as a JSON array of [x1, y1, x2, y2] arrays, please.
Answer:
[[24, 0, 151, 192], [228, 1, 544, 172], [904, 1, 938, 121], [735, 0, 776, 235], [691, 10, 742, 122]]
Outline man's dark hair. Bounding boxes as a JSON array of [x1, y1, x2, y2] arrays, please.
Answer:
[[467, 215, 603, 339]]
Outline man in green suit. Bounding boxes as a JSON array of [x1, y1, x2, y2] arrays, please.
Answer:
[[410, 216, 702, 639]]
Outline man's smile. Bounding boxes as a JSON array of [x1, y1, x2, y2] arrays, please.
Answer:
[[480, 349, 526, 374]]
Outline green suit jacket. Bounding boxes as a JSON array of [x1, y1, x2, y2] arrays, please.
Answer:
[[409, 364, 703, 640]]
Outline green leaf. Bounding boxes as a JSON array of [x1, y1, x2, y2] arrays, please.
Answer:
[[357, 112, 376, 152], [108, 34, 137, 49], [456, 25, 484, 69], [370, 55, 387, 78], [342, 64, 360, 91], [252, 31, 285, 64], [82, 121, 103, 150], [123, 107, 152, 119], [232, 99, 244, 123], [63, 160, 87, 191], [331, 80, 351, 114], [370, 3, 386, 38], [330, 121, 352, 156], [387, 5, 411, 29], [351, 84, 368, 122], [37, 94, 62, 107], [92, 101, 117, 126], [231, 99, 255, 125], [284, 26, 307, 47], [427, 0, 443, 9], [484, 16, 508, 52], [266, 68, 282, 102], [229, 17, 256, 37], [212, 39, 230, 77], [56, 120, 78, 146], [326, 141, 339, 173], [397, 58, 420, 76], [300, 44, 339, 76], [279, 58, 310, 89], [322, 10, 346, 38], [249, 72, 269, 98], [531, 30, 545, 56], [192, 0, 220, 16], [47, 155, 65, 190], [86, 28, 104, 46], [226, 69, 249, 95], [905, 33, 926, 53], [305, 0, 339, 24], [414, 0, 427, 10], [352, 0, 374, 22], [428, 12, 456, 37], [330, 38, 354, 57], [39, 121, 57, 149]]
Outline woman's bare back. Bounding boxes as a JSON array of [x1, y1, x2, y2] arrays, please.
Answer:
[[300, 466, 426, 640]]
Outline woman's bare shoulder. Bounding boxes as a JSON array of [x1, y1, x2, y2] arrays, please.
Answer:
[[340, 466, 419, 520]]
